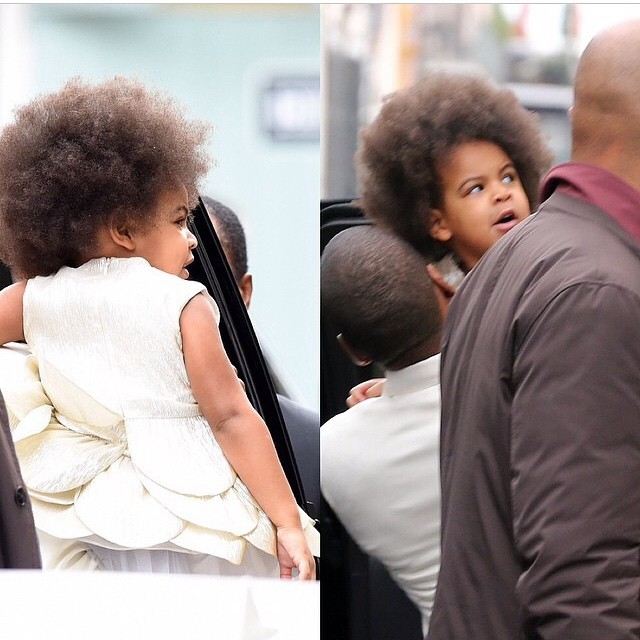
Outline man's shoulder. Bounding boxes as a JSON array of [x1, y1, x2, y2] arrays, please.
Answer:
[[321, 404, 361, 438], [322, 391, 385, 429], [321, 399, 380, 461], [461, 194, 633, 304]]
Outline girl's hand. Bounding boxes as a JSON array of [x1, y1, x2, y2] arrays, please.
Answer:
[[346, 378, 385, 408], [276, 525, 316, 580]]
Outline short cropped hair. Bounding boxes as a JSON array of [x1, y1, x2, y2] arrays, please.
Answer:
[[321, 225, 441, 369], [356, 70, 554, 260], [201, 196, 248, 283], [0, 76, 211, 278]]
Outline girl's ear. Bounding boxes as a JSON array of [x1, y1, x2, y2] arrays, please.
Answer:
[[429, 208, 453, 243], [108, 216, 136, 251]]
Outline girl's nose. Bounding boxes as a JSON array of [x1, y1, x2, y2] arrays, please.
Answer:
[[187, 228, 198, 250], [494, 183, 511, 202]]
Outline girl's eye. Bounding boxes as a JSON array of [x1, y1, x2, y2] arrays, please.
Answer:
[[467, 184, 483, 195], [176, 213, 194, 228], [502, 173, 516, 184]]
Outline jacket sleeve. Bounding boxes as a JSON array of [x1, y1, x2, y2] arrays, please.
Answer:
[[511, 282, 640, 639]]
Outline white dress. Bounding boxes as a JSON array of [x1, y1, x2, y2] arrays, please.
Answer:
[[5, 257, 319, 573]]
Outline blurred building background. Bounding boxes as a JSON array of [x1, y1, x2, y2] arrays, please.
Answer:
[[322, 3, 640, 200], [0, 3, 320, 411]]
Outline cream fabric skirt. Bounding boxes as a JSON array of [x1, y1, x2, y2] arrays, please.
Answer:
[[38, 530, 279, 577], [88, 544, 280, 577]]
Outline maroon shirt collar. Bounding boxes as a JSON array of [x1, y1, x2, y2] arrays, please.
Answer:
[[540, 162, 640, 243]]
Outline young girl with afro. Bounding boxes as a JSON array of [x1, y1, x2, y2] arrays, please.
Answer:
[[357, 69, 553, 282], [347, 69, 554, 405], [0, 76, 318, 576]]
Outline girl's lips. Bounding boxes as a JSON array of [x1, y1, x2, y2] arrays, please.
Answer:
[[494, 217, 520, 233], [493, 210, 520, 233], [181, 256, 194, 278]]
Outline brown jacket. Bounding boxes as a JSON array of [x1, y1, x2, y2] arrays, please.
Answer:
[[0, 389, 41, 568], [429, 193, 640, 639]]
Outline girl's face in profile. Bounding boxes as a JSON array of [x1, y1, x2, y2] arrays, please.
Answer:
[[132, 185, 198, 279], [429, 140, 530, 271]]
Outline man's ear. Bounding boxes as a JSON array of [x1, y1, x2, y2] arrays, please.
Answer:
[[238, 273, 253, 309], [108, 216, 136, 251], [426, 263, 456, 323], [429, 208, 453, 243], [337, 334, 372, 367]]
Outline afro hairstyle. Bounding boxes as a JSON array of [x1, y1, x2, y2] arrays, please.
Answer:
[[0, 76, 211, 278], [356, 70, 554, 261]]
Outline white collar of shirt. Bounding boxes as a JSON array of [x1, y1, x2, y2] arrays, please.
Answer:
[[383, 353, 440, 398]]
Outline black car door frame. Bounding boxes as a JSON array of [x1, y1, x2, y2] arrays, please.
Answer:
[[189, 197, 308, 512]]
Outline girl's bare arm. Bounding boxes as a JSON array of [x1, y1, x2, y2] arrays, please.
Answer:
[[0, 281, 25, 346], [180, 292, 314, 579]]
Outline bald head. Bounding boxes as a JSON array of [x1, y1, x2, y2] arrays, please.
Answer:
[[572, 20, 640, 180]]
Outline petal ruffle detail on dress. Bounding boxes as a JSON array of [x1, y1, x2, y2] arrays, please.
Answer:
[[15, 424, 126, 493], [126, 415, 237, 497], [30, 496, 94, 539], [36, 358, 126, 443], [3, 355, 53, 429], [12, 404, 53, 442], [30, 487, 79, 506], [75, 457, 185, 549], [171, 523, 247, 565], [243, 509, 278, 557], [137, 470, 258, 536], [5, 353, 320, 564]]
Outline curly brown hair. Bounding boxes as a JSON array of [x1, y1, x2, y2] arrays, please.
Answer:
[[0, 76, 211, 278], [356, 71, 554, 261]]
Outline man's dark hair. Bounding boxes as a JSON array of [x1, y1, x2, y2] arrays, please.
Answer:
[[201, 195, 248, 283], [321, 225, 441, 370]]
